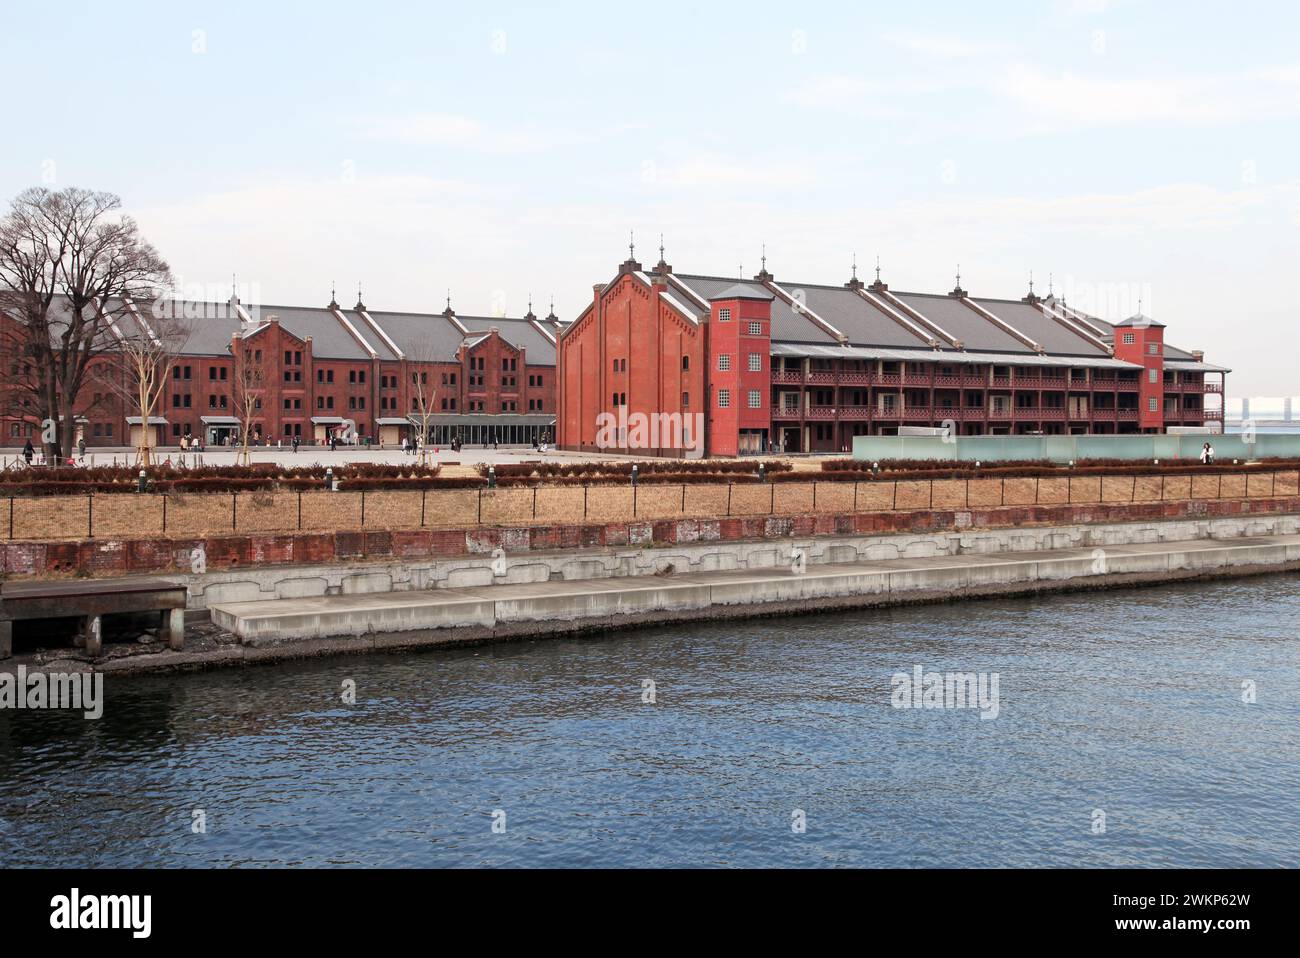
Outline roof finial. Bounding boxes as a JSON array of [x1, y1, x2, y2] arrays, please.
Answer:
[[659, 233, 665, 262], [956, 263, 961, 287], [851, 253, 858, 281], [330, 280, 336, 305], [548, 294, 556, 319], [629, 230, 635, 260], [1028, 270, 1034, 295], [1049, 272, 1054, 296], [875, 256, 881, 282], [446, 288, 452, 312], [761, 243, 767, 272]]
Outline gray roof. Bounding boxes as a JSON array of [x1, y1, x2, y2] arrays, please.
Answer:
[[145, 299, 243, 355], [891, 292, 1031, 353], [770, 342, 1143, 369], [362, 310, 466, 361], [457, 315, 556, 365], [710, 283, 775, 301], [672, 274, 838, 344], [360, 311, 557, 366], [972, 298, 1110, 357], [786, 283, 934, 349], [256, 304, 374, 360]]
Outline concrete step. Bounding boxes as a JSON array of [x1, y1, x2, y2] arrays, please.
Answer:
[[209, 534, 1300, 643]]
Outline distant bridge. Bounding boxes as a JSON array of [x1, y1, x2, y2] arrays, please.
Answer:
[[1225, 397, 1300, 424]]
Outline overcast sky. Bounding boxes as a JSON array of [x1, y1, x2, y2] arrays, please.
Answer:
[[2, 0, 1297, 395]]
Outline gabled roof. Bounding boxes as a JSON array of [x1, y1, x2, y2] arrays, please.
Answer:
[[672, 274, 839, 344], [971, 297, 1110, 357], [456, 315, 556, 365], [890, 292, 1030, 353]]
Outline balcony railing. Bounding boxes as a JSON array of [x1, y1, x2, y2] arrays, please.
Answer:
[[1117, 409, 1139, 420], [772, 370, 804, 384], [808, 370, 836, 384]]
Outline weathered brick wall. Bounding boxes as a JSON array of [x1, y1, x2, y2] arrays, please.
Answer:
[[3, 493, 1299, 579], [3, 470, 1298, 545]]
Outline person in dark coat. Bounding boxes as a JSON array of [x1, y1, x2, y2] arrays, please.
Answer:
[[22, 438, 35, 464]]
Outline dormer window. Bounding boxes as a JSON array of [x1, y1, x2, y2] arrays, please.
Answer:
[[718, 308, 731, 322], [1122, 332, 1135, 345]]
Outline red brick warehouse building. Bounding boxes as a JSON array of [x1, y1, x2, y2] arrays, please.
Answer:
[[557, 247, 1228, 456], [1, 290, 561, 448]]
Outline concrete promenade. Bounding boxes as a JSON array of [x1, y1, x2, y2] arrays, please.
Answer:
[[208, 532, 1300, 649]]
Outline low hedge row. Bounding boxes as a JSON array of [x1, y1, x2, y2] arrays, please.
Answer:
[[495, 472, 764, 488], [481, 459, 792, 479], [824, 456, 1300, 474]]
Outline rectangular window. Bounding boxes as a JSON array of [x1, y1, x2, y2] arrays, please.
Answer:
[[1148, 368, 1158, 383], [718, 354, 731, 371], [718, 389, 730, 408], [1122, 332, 1135, 344], [748, 389, 761, 408], [748, 321, 762, 336], [1148, 343, 1159, 355], [748, 353, 762, 372], [718, 308, 731, 322], [682, 392, 689, 409], [1148, 397, 1158, 412]]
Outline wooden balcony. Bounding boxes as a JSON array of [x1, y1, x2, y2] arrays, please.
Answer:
[[772, 370, 804, 384]]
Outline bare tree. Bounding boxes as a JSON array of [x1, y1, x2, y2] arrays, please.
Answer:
[[229, 329, 268, 466], [0, 187, 171, 460], [407, 336, 441, 465], [93, 300, 193, 465]]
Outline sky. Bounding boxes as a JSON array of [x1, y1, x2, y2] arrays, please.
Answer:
[[2, 0, 1298, 395]]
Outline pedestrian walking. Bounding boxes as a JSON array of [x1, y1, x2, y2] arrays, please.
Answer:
[[22, 438, 34, 465]]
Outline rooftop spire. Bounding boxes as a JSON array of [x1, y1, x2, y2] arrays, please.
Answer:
[[355, 282, 366, 311], [546, 295, 557, 321], [653, 233, 672, 273], [753, 243, 773, 282], [845, 252, 864, 291], [950, 263, 966, 298], [619, 230, 642, 274], [443, 288, 454, 317], [869, 255, 887, 292], [525, 292, 536, 320], [329, 280, 337, 309], [1022, 270, 1042, 305]]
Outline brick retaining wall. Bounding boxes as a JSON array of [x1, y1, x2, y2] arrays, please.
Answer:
[[5, 470, 1298, 543], [4, 491, 1299, 579]]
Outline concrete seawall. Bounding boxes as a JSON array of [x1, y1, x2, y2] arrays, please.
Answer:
[[9, 514, 1298, 676], [182, 511, 1300, 611], [207, 535, 1300, 651]]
